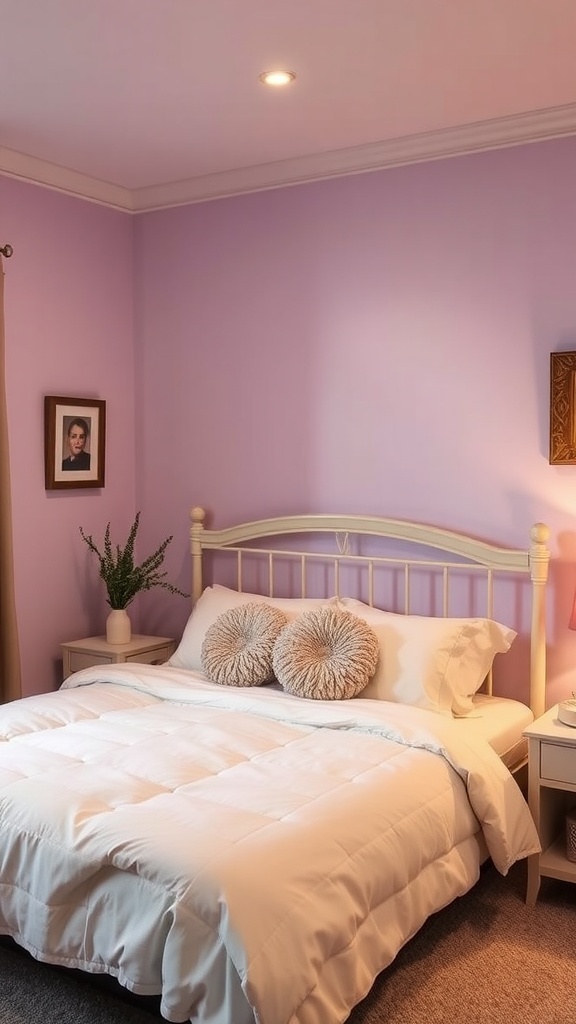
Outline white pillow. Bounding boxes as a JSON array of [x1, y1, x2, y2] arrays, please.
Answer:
[[338, 598, 517, 716], [170, 585, 338, 673]]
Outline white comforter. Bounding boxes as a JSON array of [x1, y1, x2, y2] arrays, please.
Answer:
[[0, 664, 539, 1024]]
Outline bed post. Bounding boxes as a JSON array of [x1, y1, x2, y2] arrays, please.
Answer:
[[190, 507, 206, 606], [529, 522, 551, 720]]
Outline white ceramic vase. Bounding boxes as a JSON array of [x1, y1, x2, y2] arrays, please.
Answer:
[[106, 608, 132, 645]]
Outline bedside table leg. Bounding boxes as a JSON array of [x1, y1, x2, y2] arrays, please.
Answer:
[[525, 853, 540, 906]]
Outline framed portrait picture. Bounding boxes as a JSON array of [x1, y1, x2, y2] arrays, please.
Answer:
[[550, 352, 576, 465], [44, 396, 106, 489]]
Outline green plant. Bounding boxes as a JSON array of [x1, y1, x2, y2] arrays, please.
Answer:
[[79, 511, 188, 610]]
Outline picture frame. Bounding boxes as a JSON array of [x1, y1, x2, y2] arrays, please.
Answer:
[[550, 352, 576, 465], [44, 396, 106, 489]]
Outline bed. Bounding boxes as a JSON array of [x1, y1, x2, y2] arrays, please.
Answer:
[[0, 509, 551, 1024]]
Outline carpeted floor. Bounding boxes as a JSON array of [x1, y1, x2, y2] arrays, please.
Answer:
[[0, 859, 574, 1024], [350, 858, 576, 1024]]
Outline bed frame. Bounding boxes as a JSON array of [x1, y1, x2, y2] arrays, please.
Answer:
[[189, 508, 551, 719]]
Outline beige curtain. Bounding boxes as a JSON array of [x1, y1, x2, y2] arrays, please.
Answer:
[[0, 257, 21, 701]]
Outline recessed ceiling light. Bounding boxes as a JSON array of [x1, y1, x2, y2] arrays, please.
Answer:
[[259, 70, 296, 87]]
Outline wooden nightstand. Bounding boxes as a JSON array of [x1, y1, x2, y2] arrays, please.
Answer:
[[524, 705, 576, 905], [61, 635, 176, 680]]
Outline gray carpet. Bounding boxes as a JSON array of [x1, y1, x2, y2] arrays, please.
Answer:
[[0, 860, 573, 1024]]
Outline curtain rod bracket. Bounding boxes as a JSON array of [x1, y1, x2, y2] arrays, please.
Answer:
[[0, 244, 13, 258]]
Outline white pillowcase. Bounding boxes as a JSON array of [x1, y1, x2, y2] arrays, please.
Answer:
[[338, 598, 517, 716], [169, 585, 338, 674]]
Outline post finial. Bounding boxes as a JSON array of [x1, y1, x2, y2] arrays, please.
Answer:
[[190, 506, 206, 526]]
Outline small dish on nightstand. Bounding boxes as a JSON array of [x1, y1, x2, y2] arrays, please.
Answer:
[[557, 699, 576, 727]]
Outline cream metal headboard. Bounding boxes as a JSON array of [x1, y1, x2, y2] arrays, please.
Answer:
[[189, 508, 551, 718]]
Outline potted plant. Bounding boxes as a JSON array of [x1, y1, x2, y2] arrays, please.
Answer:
[[80, 511, 188, 644]]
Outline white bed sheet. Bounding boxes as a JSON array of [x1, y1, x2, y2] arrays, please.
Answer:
[[454, 694, 534, 768], [0, 665, 539, 1024]]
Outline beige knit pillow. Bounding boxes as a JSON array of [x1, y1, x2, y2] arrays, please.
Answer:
[[201, 602, 288, 687], [272, 606, 379, 700]]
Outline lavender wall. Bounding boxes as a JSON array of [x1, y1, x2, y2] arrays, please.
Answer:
[[2, 177, 136, 693], [4, 135, 576, 702], [134, 137, 576, 705]]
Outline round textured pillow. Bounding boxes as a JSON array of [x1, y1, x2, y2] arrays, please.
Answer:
[[201, 601, 289, 687], [272, 606, 380, 700]]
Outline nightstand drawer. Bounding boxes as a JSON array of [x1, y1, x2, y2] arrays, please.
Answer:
[[541, 741, 576, 784], [61, 635, 176, 680], [125, 644, 174, 666], [68, 652, 112, 673]]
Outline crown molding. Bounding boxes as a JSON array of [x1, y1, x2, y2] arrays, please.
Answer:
[[133, 102, 576, 212], [0, 146, 133, 211], [2, 101, 576, 215]]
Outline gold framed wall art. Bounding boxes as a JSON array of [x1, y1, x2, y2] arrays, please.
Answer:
[[550, 352, 576, 465]]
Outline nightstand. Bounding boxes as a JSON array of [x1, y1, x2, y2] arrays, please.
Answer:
[[524, 705, 576, 905], [61, 634, 176, 680]]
